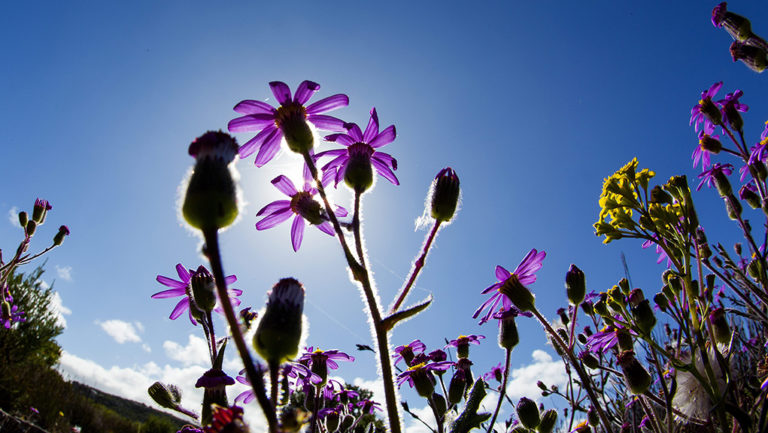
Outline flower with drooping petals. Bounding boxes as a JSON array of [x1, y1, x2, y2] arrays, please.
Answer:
[[473, 249, 546, 322], [392, 339, 426, 366], [357, 399, 383, 414], [696, 162, 733, 191], [256, 175, 348, 251], [445, 335, 485, 358], [318, 107, 398, 191], [299, 347, 355, 384], [396, 361, 453, 396], [690, 82, 723, 135], [151, 264, 238, 325], [482, 362, 505, 383], [719, 90, 748, 131], [693, 132, 721, 170], [229, 81, 349, 167]]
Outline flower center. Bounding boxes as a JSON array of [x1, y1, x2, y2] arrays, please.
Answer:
[[497, 273, 521, 298], [274, 102, 307, 129], [290, 192, 324, 225]]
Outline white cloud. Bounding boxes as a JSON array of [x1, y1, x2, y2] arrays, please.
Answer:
[[505, 350, 568, 401], [142, 344, 152, 353], [97, 320, 143, 344], [56, 265, 73, 281], [50, 291, 72, 328], [404, 405, 434, 433], [163, 334, 210, 367], [8, 206, 21, 227]]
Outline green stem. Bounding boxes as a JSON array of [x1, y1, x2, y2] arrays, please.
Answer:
[[486, 348, 511, 433], [390, 220, 441, 313]]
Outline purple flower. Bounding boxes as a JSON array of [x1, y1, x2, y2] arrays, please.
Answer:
[[693, 132, 721, 170], [641, 235, 671, 267], [586, 323, 634, 354], [396, 361, 453, 388], [151, 264, 238, 325], [473, 248, 546, 324], [356, 399, 383, 414], [318, 107, 398, 187], [256, 175, 347, 252], [690, 82, 723, 135], [719, 90, 748, 128], [762, 120, 768, 141], [1, 292, 25, 329], [299, 347, 355, 383], [482, 362, 505, 383], [696, 162, 733, 191], [333, 388, 359, 402], [392, 339, 426, 366], [445, 334, 485, 349], [229, 80, 349, 167]]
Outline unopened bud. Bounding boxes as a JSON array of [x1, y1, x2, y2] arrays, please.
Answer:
[[182, 131, 239, 231], [730, 41, 767, 73], [497, 309, 520, 350], [18, 211, 28, 228], [740, 184, 761, 209], [714, 172, 732, 197], [725, 195, 742, 220], [650, 186, 672, 204], [53, 225, 70, 246], [25, 220, 37, 236], [340, 415, 355, 432], [432, 393, 447, 417], [565, 264, 586, 304], [516, 397, 540, 429], [712, 3, 752, 41], [344, 143, 374, 193], [617, 351, 651, 395], [32, 199, 52, 224], [538, 409, 558, 433], [587, 407, 599, 426], [431, 167, 460, 222], [631, 299, 656, 334], [695, 227, 712, 259], [653, 293, 668, 312], [148, 382, 181, 409], [577, 333, 588, 344], [253, 278, 305, 364], [709, 307, 731, 344], [448, 368, 467, 404], [616, 328, 633, 352], [698, 134, 722, 154], [579, 351, 599, 369], [618, 278, 630, 294], [627, 288, 644, 307]]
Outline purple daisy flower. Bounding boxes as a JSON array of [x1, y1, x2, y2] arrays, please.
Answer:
[[473, 248, 546, 324], [255, 175, 348, 252], [318, 107, 398, 188], [690, 82, 723, 135], [696, 162, 733, 191], [229, 80, 349, 167], [762, 120, 768, 141], [719, 90, 748, 128], [395, 361, 453, 388], [482, 362, 506, 383], [392, 339, 426, 366], [445, 334, 485, 349], [1, 302, 25, 328], [151, 264, 238, 325], [357, 399, 383, 414], [299, 347, 355, 369], [693, 132, 722, 170], [586, 323, 635, 354]]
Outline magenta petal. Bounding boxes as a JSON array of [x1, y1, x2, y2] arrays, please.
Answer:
[[347, 124, 363, 142], [228, 114, 276, 132], [234, 100, 276, 115], [321, 168, 337, 187], [334, 160, 349, 186], [291, 216, 305, 252], [225, 275, 237, 285], [495, 266, 511, 281], [307, 114, 346, 132], [151, 287, 186, 298], [363, 108, 380, 143], [372, 152, 397, 170], [169, 298, 189, 320], [272, 175, 299, 196], [335, 205, 348, 217], [369, 125, 396, 148], [175, 264, 190, 282], [372, 159, 399, 185], [156, 275, 187, 289], [294, 80, 320, 105], [239, 125, 278, 159], [256, 200, 291, 216], [254, 130, 283, 167], [256, 209, 293, 230], [306, 94, 349, 114], [321, 154, 347, 171], [269, 81, 292, 105], [324, 134, 356, 147], [317, 221, 334, 236]]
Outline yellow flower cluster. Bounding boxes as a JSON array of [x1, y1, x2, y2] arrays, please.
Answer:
[[595, 158, 654, 243]]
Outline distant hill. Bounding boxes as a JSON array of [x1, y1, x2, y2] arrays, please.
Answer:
[[69, 381, 191, 429]]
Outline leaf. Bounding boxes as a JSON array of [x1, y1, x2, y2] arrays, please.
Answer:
[[450, 379, 488, 433], [381, 295, 432, 331]]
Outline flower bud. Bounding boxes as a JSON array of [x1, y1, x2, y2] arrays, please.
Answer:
[[432, 392, 447, 417], [182, 131, 239, 231], [579, 351, 599, 369], [740, 184, 761, 209], [712, 3, 752, 40], [668, 276, 683, 296], [253, 278, 305, 364], [616, 351, 651, 395], [17, 211, 28, 228], [343, 142, 375, 193], [594, 298, 609, 317], [516, 397, 540, 429], [324, 410, 340, 433], [627, 288, 644, 308], [616, 328, 634, 352], [577, 333, 588, 344], [448, 368, 467, 404], [32, 199, 52, 224], [148, 382, 182, 409], [53, 225, 70, 246], [698, 134, 722, 154], [538, 409, 558, 433], [695, 227, 712, 259], [653, 293, 668, 312], [730, 40, 767, 73], [713, 172, 732, 197], [496, 308, 520, 350], [650, 186, 672, 204], [709, 307, 731, 344], [25, 220, 37, 237], [631, 300, 656, 335], [587, 406, 599, 426], [725, 195, 742, 220], [340, 415, 355, 433], [196, 369, 235, 426], [618, 278, 630, 294], [2, 301, 12, 323], [430, 167, 460, 222], [565, 264, 586, 305], [498, 274, 535, 312], [190, 266, 216, 313]]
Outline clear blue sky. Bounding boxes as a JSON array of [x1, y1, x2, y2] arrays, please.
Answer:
[[1, 0, 766, 427]]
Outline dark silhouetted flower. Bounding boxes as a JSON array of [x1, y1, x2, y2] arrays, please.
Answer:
[[392, 339, 426, 366], [229, 81, 349, 167], [690, 82, 723, 135], [152, 264, 238, 325], [473, 249, 546, 323], [696, 162, 733, 191]]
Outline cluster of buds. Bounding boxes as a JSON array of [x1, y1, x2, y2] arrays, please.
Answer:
[[712, 3, 768, 72]]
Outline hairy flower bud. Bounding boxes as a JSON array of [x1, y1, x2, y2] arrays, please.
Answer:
[[579, 351, 599, 369], [709, 307, 731, 344], [516, 397, 540, 429], [148, 382, 182, 409], [698, 134, 722, 154], [565, 264, 586, 304], [587, 406, 599, 426], [695, 227, 712, 259], [32, 199, 52, 224], [344, 142, 374, 193], [653, 293, 668, 312], [627, 288, 644, 307], [254, 278, 305, 364], [190, 266, 216, 313], [25, 220, 37, 237], [538, 409, 558, 433], [725, 195, 742, 220], [182, 131, 239, 231], [448, 368, 467, 404], [430, 167, 460, 222], [17, 211, 28, 228], [496, 308, 520, 350], [649, 185, 672, 204], [730, 40, 767, 73], [739, 184, 761, 209], [617, 351, 651, 395], [53, 225, 70, 246], [616, 328, 634, 352], [631, 299, 656, 335]]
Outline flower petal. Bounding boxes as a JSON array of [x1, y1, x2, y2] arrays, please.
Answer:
[[347, 124, 364, 142], [372, 159, 399, 185], [254, 130, 283, 167], [369, 125, 396, 148], [228, 113, 276, 132], [156, 275, 187, 289], [257, 200, 291, 217], [363, 108, 379, 143], [291, 216, 305, 252], [256, 209, 293, 230], [294, 80, 320, 105], [272, 175, 299, 196], [151, 287, 186, 298], [324, 134, 356, 146], [316, 221, 334, 236], [225, 275, 237, 285], [495, 266, 511, 281], [306, 94, 349, 114], [239, 125, 278, 159], [307, 114, 347, 132], [169, 298, 189, 320], [269, 81, 292, 105], [234, 100, 276, 115], [372, 152, 397, 170], [335, 205, 348, 217]]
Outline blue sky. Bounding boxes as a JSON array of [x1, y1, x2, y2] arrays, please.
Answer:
[[2, 0, 767, 429]]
